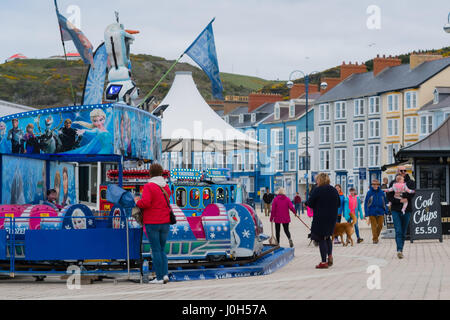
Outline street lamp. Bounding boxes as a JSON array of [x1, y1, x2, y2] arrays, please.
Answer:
[[444, 12, 450, 33], [286, 71, 327, 202]]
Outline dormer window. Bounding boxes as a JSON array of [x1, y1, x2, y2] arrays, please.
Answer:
[[274, 105, 280, 120], [224, 115, 229, 123], [239, 114, 244, 124], [251, 113, 256, 123], [289, 104, 295, 118], [434, 89, 439, 104]]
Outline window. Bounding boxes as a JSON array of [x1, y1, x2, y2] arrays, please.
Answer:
[[239, 114, 244, 124], [251, 113, 256, 123], [299, 153, 310, 171], [288, 127, 297, 144], [248, 177, 255, 193], [387, 94, 400, 112], [335, 102, 346, 119], [405, 91, 418, 109], [368, 145, 380, 167], [335, 149, 346, 170], [194, 153, 202, 170], [433, 89, 439, 104], [224, 115, 229, 123], [319, 126, 330, 144], [354, 99, 365, 116], [289, 150, 296, 171], [246, 130, 256, 140], [335, 124, 346, 143], [319, 150, 330, 171], [233, 154, 243, 171], [405, 116, 418, 134], [271, 128, 283, 146], [205, 153, 213, 168], [369, 120, 380, 138], [217, 154, 224, 168], [249, 153, 256, 171], [369, 96, 380, 114], [289, 104, 295, 118], [354, 146, 364, 168], [387, 143, 400, 164], [387, 119, 399, 137], [274, 105, 281, 120], [319, 104, 330, 121], [274, 152, 283, 172], [420, 115, 433, 135], [354, 122, 364, 140]]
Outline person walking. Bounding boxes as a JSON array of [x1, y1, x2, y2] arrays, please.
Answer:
[[306, 173, 341, 269], [263, 188, 274, 217], [135, 163, 172, 284], [293, 192, 302, 215], [346, 187, 365, 243], [334, 184, 349, 244], [386, 166, 416, 259], [270, 188, 296, 248], [364, 179, 388, 244]]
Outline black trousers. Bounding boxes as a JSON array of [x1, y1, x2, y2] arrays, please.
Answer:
[[275, 223, 291, 244], [319, 237, 333, 263]]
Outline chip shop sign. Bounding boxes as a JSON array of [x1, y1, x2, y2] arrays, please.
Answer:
[[410, 189, 443, 243]]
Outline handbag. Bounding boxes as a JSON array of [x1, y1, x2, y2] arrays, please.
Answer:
[[159, 186, 177, 225], [132, 206, 144, 226]]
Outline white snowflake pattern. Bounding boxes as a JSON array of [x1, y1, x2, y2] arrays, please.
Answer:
[[171, 226, 179, 235], [199, 274, 206, 280], [242, 230, 250, 238], [184, 275, 190, 281], [210, 232, 216, 239], [88, 219, 93, 226], [183, 225, 189, 232]]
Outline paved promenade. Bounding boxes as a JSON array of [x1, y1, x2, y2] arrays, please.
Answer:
[[1, 208, 450, 300]]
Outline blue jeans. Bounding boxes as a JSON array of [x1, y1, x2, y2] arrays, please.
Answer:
[[145, 224, 170, 280], [295, 203, 301, 215], [391, 211, 411, 253]]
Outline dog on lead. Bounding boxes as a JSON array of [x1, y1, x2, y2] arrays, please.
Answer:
[[333, 213, 357, 247]]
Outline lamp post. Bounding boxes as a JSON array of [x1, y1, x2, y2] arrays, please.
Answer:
[[287, 71, 327, 201], [444, 12, 450, 33]]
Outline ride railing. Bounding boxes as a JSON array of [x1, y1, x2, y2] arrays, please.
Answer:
[[0, 214, 142, 278]]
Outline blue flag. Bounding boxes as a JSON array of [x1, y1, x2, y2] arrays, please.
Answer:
[[82, 43, 108, 105], [184, 19, 224, 100], [54, 0, 94, 66]]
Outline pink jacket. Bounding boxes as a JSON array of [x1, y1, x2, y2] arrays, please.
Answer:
[[270, 194, 296, 224]]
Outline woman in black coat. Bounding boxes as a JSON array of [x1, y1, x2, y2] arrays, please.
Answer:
[[306, 173, 341, 269]]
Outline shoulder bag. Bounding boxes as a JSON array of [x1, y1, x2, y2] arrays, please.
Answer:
[[159, 186, 177, 225]]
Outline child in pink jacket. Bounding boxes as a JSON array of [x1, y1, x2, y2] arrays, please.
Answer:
[[270, 188, 296, 247]]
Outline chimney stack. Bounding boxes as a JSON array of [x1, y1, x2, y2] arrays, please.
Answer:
[[340, 61, 367, 80], [409, 54, 443, 70], [373, 55, 402, 76]]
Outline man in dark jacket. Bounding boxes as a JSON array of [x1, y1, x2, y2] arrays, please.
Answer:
[[263, 188, 274, 217], [364, 179, 388, 244], [386, 166, 416, 259]]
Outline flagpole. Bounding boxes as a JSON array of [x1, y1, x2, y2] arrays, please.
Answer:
[[137, 54, 184, 109], [54, 0, 77, 106]]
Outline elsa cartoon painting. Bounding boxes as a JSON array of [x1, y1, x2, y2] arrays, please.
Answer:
[[0, 121, 11, 154], [65, 109, 113, 154]]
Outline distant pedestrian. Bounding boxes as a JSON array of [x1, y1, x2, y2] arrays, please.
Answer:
[[364, 179, 388, 244], [381, 177, 389, 190], [263, 188, 274, 217], [386, 166, 416, 259], [306, 173, 340, 269], [293, 192, 302, 215], [334, 184, 349, 244], [347, 187, 364, 243], [270, 188, 296, 248]]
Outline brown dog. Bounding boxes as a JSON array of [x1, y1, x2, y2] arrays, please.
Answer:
[[333, 213, 356, 246]]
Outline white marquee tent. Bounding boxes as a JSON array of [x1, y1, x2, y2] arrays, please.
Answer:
[[159, 71, 260, 153]]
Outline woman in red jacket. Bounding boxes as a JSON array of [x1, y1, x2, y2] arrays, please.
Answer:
[[270, 187, 296, 248], [135, 164, 171, 284]]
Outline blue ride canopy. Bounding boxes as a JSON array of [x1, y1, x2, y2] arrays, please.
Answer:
[[0, 103, 161, 161]]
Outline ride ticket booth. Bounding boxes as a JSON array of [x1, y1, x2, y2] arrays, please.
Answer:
[[396, 117, 450, 235]]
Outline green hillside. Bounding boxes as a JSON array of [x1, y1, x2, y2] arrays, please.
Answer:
[[0, 54, 276, 108]]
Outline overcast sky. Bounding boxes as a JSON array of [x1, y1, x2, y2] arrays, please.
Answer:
[[0, 0, 449, 80]]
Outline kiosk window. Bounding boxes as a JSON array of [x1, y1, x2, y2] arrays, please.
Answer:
[[216, 188, 225, 204], [203, 188, 213, 207], [176, 188, 187, 207], [190, 188, 200, 208]]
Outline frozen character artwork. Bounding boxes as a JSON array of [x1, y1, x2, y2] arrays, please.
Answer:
[[228, 208, 241, 249], [58, 119, 81, 152], [11, 166, 25, 205], [66, 109, 113, 155], [126, 112, 132, 157], [7, 119, 24, 154], [23, 124, 40, 154], [112, 208, 121, 229], [71, 209, 87, 230], [54, 171, 61, 205], [119, 112, 126, 156], [62, 167, 70, 206], [36, 114, 63, 154], [0, 121, 11, 153]]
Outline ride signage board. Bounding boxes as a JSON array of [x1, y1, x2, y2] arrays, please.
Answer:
[[171, 169, 202, 180], [204, 168, 230, 179], [410, 189, 443, 243]]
